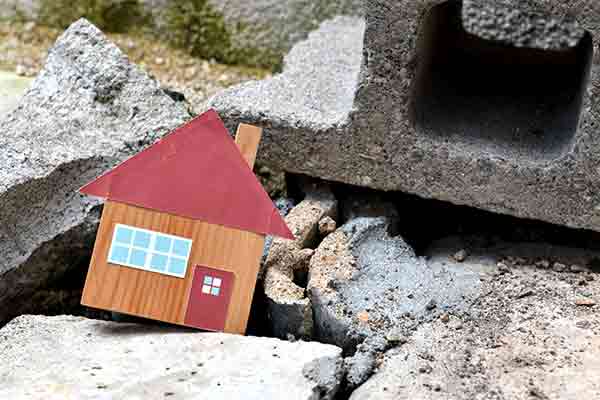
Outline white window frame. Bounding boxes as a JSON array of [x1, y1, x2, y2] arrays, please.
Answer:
[[107, 223, 193, 278]]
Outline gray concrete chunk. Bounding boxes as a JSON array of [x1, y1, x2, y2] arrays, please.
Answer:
[[0, 315, 344, 400], [0, 19, 191, 325], [211, 0, 600, 232]]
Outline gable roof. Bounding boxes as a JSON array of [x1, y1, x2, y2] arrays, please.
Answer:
[[79, 109, 294, 240]]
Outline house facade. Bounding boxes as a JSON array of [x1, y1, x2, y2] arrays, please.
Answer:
[[79, 110, 293, 333]]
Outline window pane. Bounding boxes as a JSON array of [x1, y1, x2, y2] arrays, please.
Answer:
[[202, 285, 211, 294], [133, 230, 151, 248], [212, 278, 222, 288], [211, 287, 220, 296], [154, 235, 172, 253], [172, 239, 191, 257], [115, 226, 133, 244], [203, 276, 213, 285], [149, 254, 168, 271], [129, 249, 147, 267], [109, 245, 129, 264], [168, 257, 187, 275]]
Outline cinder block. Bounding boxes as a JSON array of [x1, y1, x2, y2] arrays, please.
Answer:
[[210, 0, 600, 232]]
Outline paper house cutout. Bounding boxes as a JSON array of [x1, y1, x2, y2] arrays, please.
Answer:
[[79, 109, 293, 334]]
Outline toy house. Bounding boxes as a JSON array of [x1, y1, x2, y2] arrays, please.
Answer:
[[79, 109, 293, 334]]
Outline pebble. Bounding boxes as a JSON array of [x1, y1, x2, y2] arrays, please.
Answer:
[[385, 332, 408, 345], [515, 289, 534, 299], [570, 264, 586, 273], [576, 320, 592, 329], [440, 313, 450, 323], [535, 260, 550, 269], [418, 364, 433, 374], [552, 262, 567, 272], [453, 249, 468, 262], [23, 21, 36, 32], [426, 299, 437, 311], [318, 216, 337, 236], [497, 262, 510, 274], [15, 64, 27, 76]]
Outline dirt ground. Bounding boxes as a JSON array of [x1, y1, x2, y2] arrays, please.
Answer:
[[0, 20, 269, 113]]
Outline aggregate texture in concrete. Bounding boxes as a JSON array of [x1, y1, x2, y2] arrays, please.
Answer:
[[210, 0, 600, 232]]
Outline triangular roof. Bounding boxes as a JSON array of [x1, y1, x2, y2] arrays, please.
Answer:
[[79, 109, 294, 240]]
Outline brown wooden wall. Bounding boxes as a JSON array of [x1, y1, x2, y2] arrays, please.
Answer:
[[81, 200, 265, 334]]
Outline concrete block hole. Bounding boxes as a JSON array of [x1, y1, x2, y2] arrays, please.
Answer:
[[411, 0, 593, 161]]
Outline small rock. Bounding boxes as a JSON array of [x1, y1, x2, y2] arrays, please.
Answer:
[[570, 264, 586, 273], [515, 289, 534, 299], [425, 299, 437, 311], [155, 57, 165, 65], [15, 64, 27, 76], [553, 262, 567, 272], [576, 320, 592, 329], [515, 257, 527, 266], [453, 249, 468, 262], [575, 298, 596, 307], [318, 216, 337, 236], [418, 364, 433, 374], [497, 262, 510, 274], [385, 332, 408, 345], [23, 21, 36, 32], [535, 260, 550, 269], [440, 313, 450, 323]]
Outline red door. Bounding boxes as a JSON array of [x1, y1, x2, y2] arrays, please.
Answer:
[[184, 265, 235, 331]]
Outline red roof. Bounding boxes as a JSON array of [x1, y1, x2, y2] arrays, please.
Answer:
[[79, 109, 294, 240]]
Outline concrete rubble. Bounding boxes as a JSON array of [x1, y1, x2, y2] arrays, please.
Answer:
[[211, 0, 600, 233], [0, 315, 344, 400], [263, 182, 337, 339], [349, 234, 600, 399], [0, 18, 191, 325]]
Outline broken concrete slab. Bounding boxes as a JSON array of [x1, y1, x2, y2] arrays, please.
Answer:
[[263, 184, 337, 339], [0, 19, 191, 325], [0, 315, 344, 400], [306, 217, 485, 389], [308, 217, 483, 352], [211, 0, 600, 233], [350, 235, 600, 399]]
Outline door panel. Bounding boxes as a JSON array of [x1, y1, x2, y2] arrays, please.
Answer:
[[184, 265, 235, 331]]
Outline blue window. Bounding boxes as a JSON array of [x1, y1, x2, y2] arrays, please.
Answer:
[[154, 235, 172, 253], [114, 226, 133, 245], [133, 230, 151, 248], [129, 249, 147, 267], [109, 245, 129, 264], [149, 254, 168, 271], [107, 224, 192, 278], [172, 239, 191, 257]]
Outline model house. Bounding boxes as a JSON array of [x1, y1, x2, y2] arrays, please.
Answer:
[[79, 109, 293, 334]]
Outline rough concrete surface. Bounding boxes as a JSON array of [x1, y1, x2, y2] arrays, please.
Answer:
[[0, 18, 191, 325], [350, 234, 600, 399], [211, 0, 600, 233], [306, 217, 486, 389], [308, 218, 483, 352], [0, 315, 344, 400], [263, 184, 337, 339]]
